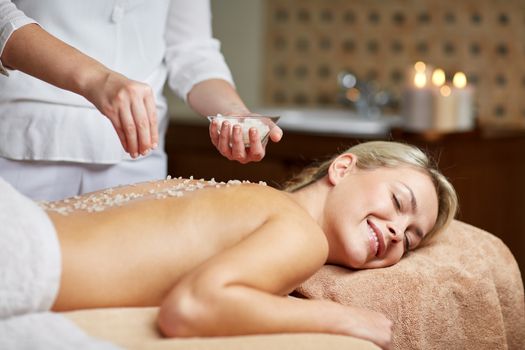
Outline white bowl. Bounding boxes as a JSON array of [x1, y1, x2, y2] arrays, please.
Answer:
[[207, 115, 280, 147]]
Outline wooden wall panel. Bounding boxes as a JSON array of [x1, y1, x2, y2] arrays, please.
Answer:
[[264, 0, 525, 129]]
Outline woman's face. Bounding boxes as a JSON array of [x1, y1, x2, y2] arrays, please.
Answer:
[[323, 156, 438, 269]]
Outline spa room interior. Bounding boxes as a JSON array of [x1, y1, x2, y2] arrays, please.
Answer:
[[158, 0, 525, 349], [63, 1, 525, 349], [169, 1, 525, 284]]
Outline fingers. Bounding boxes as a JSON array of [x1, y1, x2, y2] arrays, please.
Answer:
[[96, 74, 158, 158], [209, 119, 220, 147], [356, 310, 393, 350], [209, 121, 269, 164], [269, 125, 283, 142], [144, 91, 159, 149], [131, 97, 151, 156], [246, 128, 265, 161], [119, 103, 139, 158], [217, 121, 233, 158], [231, 125, 247, 163]]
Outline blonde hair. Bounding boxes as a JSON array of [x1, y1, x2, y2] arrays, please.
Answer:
[[284, 141, 458, 243]]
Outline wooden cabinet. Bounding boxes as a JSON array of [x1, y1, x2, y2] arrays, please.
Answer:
[[166, 120, 525, 278]]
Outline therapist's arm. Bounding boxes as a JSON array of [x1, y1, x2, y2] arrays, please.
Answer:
[[165, 0, 282, 164], [1, 23, 157, 158]]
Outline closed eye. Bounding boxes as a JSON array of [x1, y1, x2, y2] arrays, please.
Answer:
[[392, 194, 401, 211], [403, 232, 411, 255]]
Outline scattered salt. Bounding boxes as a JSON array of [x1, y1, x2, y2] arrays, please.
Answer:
[[40, 177, 266, 216]]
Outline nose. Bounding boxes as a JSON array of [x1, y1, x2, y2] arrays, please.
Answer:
[[386, 222, 404, 242]]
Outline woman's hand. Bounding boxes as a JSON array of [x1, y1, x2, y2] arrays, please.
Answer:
[[82, 70, 159, 158], [333, 304, 393, 350], [209, 118, 283, 164]]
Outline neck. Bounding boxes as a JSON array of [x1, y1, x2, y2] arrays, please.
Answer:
[[284, 179, 329, 229], [285, 178, 345, 265]]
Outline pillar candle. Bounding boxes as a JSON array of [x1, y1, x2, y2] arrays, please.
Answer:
[[402, 67, 434, 131], [403, 87, 434, 131], [452, 72, 475, 131], [433, 85, 457, 132]]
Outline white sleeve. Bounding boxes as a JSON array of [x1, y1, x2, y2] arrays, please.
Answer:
[[0, 0, 37, 76], [164, 0, 235, 101]]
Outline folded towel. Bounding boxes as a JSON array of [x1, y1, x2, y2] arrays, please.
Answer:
[[0, 178, 120, 349], [295, 221, 525, 349], [0, 178, 61, 318]]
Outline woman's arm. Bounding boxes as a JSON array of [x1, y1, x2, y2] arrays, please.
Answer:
[[1, 22, 157, 158], [157, 214, 392, 349]]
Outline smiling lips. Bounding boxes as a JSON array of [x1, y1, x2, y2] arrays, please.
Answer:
[[367, 219, 385, 257]]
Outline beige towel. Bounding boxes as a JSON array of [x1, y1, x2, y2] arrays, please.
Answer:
[[295, 220, 525, 349]]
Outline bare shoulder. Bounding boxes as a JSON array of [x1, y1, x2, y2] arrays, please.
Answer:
[[184, 183, 330, 295], [236, 184, 329, 260]]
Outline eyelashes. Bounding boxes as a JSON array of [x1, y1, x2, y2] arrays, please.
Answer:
[[392, 194, 401, 210], [404, 233, 411, 253]]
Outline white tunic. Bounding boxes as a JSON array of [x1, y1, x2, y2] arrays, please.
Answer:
[[0, 0, 234, 163]]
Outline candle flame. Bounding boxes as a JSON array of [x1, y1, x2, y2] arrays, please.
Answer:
[[440, 85, 452, 97], [414, 61, 426, 72], [414, 72, 427, 88], [345, 87, 361, 102], [432, 69, 446, 87], [453, 72, 467, 88]]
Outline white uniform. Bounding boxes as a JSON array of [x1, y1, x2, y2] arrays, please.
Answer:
[[0, 0, 234, 200]]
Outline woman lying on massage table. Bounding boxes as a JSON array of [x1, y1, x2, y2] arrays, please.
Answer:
[[36, 141, 456, 349]]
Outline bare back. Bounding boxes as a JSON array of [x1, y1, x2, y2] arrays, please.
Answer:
[[45, 178, 326, 311]]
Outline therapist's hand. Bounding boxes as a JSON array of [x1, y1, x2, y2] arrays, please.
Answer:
[[186, 79, 282, 163], [84, 71, 159, 158], [209, 118, 283, 164]]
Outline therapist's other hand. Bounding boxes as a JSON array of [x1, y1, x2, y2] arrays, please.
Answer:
[[209, 118, 283, 164], [84, 71, 159, 158]]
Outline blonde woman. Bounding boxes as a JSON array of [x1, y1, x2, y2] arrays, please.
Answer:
[[0, 141, 457, 350]]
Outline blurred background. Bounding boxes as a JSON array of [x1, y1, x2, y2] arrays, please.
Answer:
[[165, 1, 525, 277]]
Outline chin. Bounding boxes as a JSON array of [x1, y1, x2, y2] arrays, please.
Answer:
[[341, 245, 369, 269]]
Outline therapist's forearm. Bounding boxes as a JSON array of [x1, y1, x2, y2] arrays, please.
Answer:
[[1, 23, 159, 157], [1, 23, 111, 99], [187, 79, 251, 117]]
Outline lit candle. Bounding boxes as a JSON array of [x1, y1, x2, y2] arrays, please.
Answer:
[[433, 84, 457, 132], [452, 72, 475, 130], [430, 68, 458, 132], [431, 68, 446, 87], [402, 62, 434, 131]]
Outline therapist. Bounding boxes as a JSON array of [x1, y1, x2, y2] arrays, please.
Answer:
[[0, 0, 283, 201]]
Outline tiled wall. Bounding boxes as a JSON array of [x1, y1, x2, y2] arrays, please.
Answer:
[[264, 0, 525, 129]]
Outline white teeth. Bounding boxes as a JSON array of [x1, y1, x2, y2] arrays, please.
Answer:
[[368, 223, 379, 254]]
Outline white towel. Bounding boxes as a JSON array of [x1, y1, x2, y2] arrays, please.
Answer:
[[0, 178, 121, 349], [0, 177, 61, 317]]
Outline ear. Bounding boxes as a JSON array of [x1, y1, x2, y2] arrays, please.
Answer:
[[327, 153, 358, 186]]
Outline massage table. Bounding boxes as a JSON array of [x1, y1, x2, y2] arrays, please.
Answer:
[[63, 221, 524, 349]]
